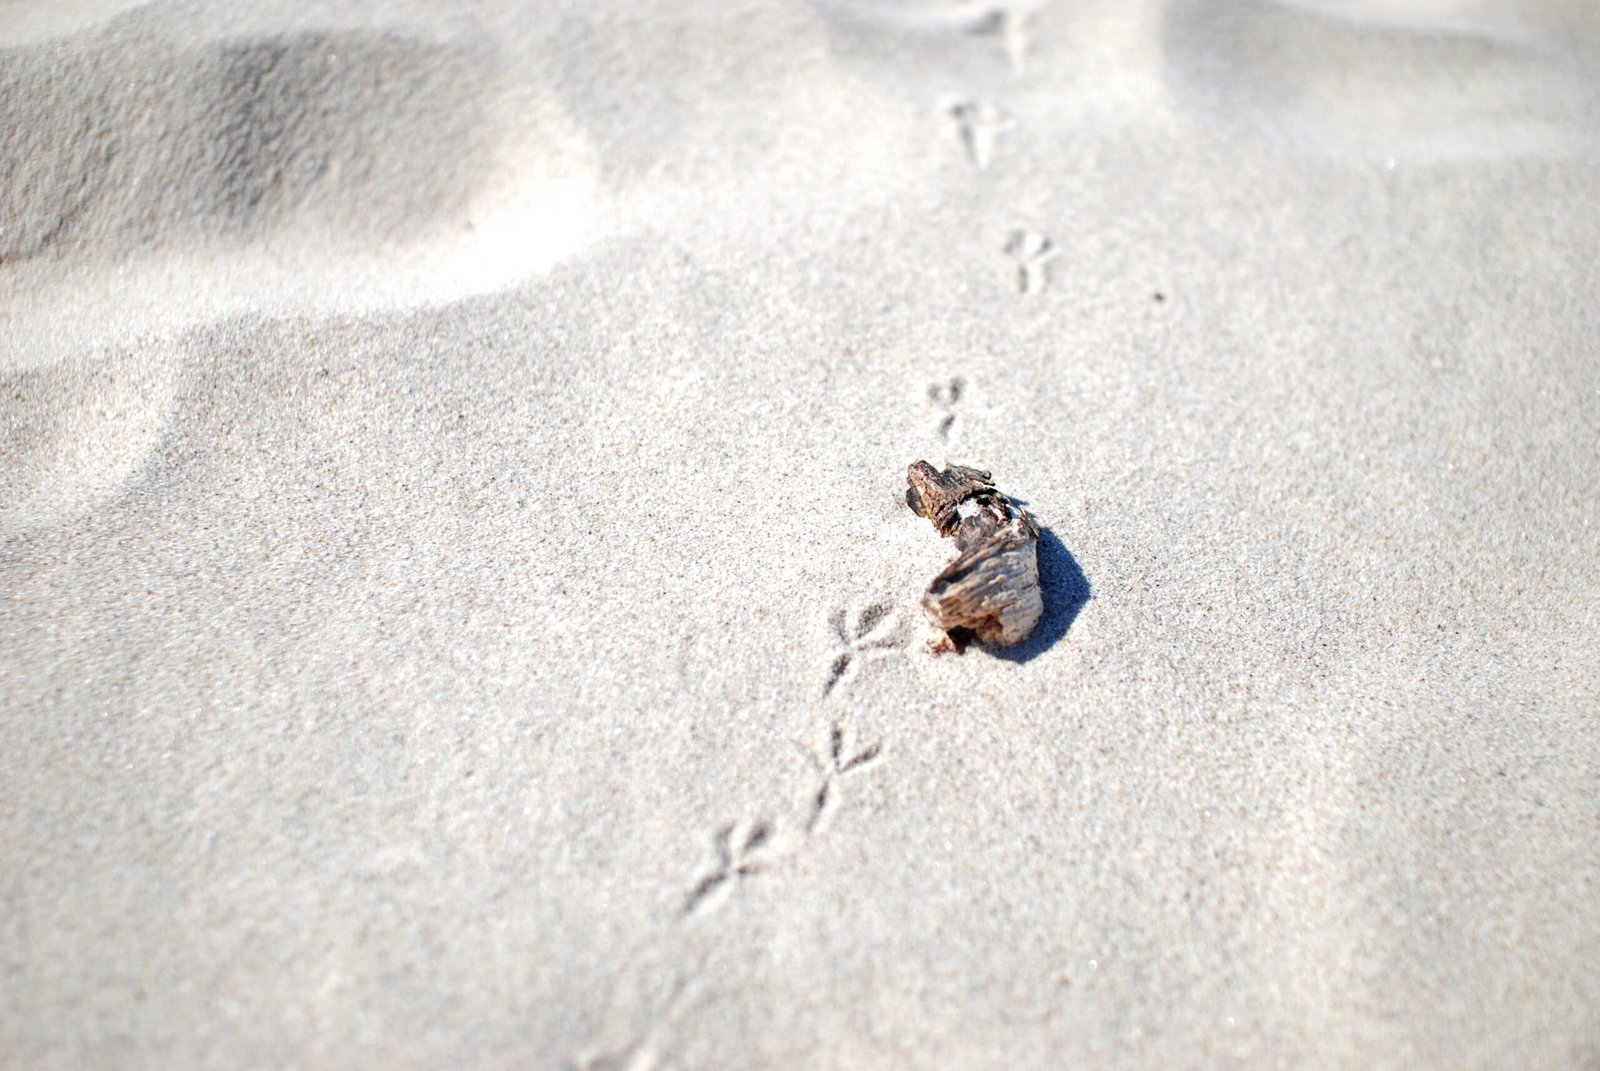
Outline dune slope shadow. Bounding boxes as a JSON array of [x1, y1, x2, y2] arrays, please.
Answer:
[[1160, 0, 1600, 162], [993, 525, 1090, 664], [0, 26, 499, 264]]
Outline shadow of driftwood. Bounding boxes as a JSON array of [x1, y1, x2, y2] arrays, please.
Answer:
[[991, 525, 1090, 664]]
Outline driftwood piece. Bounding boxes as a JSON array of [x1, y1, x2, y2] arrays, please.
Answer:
[[906, 460, 1043, 652]]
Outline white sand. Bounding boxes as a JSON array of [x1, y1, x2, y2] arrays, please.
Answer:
[[3, 1, 1599, 1067]]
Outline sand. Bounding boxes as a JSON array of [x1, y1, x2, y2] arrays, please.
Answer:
[[3, 1, 1599, 1067]]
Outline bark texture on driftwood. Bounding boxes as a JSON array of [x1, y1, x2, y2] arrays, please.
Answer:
[[906, 460, 1043, 652]]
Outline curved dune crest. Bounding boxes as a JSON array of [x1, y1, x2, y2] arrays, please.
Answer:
[[0, 22, 601, 358], [0, 56, 116, 262], [1161, 0, 1600, 162], [0, 345, 181, 539], [0, 29, 499, 262], [0, 0, 155, 47], [806, 0, 1046, 33], [1269, 0, 1600, 51]]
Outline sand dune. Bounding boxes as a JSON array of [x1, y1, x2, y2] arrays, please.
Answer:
[[1, 27, 497, 261], [1162, 0, 1600, 161], [0, 340, 181, 537], [3, 1, 1598, 1068], [1, 12, 601, 364]]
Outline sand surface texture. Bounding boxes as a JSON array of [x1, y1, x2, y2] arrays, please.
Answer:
[[4, 1, 1599, 1067]]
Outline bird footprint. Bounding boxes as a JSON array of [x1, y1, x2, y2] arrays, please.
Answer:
[[969, 5, 1034, 74], [798, 721, 884, 834], [683, 819, 783, 917], [1006, 229, 1059, 295], [570, 976, 702, 1071], [929, 376, 966, 441], [949, 100, 1013, 170], [824, 602, 903, 696]]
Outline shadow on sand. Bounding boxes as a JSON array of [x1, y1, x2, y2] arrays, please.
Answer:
[[991, 525, 1090, 664]]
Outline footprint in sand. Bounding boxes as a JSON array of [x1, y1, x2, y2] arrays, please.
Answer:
[[797, 721, 884, 834], [949, 100, 1013, 170], [929, 374, 1000, 448], [682, 820, 786, 918], [966, 4, 1035, 74], [811, 0, 1040, 64], [928, 376, 967, 442], [1005, 229, 1058, 295], [571, 976, 703, 1071], [807, 0, 1046, 81], [823, 600, 905, 696]]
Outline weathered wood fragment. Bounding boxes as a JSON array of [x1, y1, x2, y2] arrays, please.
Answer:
[[906, 460, 1043, 652]]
